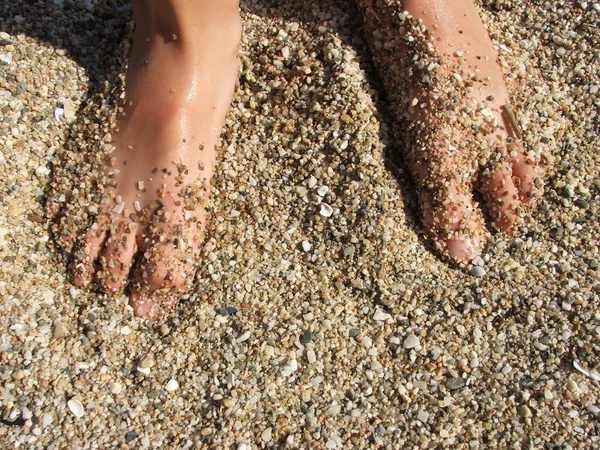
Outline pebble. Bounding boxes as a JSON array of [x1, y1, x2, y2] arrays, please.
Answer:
[[445, 378, 465, 390], [165, 379, 179, 392], [281, 359, 298, 376], [261, 427, 273, 443], [470, 266, 486, 277], [403, 334, 420, 349], [373, 309, 392, 321], [301, 240, 311, 252]]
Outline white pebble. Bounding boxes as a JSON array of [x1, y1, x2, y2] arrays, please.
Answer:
[[281, 359, 298, 376], [301, 240, 311, 252], [120, 326, 131, 335], [165, 379, 179, 392], [261, 427, 273, 443], [470, 266, 486, 277], [236, 330, 251, 343], [317, 185, 329, 197], [403, 334, 420, 349], [373, 309, 392, 321]]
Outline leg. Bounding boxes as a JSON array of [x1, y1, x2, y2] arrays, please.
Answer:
[[358, 0, 545, 262], [50, 0, 241, 317]]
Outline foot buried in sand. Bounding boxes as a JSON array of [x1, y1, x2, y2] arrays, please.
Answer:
[[48, 0, 241, 317], [358, 0, 548, 263]]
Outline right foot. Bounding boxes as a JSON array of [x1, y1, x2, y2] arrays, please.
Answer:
[[49, 0, 241, 317], [359, 0, 547, 263]]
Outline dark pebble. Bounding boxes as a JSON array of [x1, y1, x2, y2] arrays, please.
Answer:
[[300, 330, 312, 344], [125, 431, 137, 442], [349, 328, 360, 338], [574, 198, 589, 208]]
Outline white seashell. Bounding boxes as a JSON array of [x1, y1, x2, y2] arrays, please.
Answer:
[[54, 107, 64, 122], [67, 399, 85, 418], [165, 379, 179, 392], [137, 366, 151, 375], [573, 360, 600, 381], [373, 309, 392, 321], [281, 359, 298, 376], [319, 203, 333, 217], [317, 185, 329, 197], [301, 240, 311, 252]]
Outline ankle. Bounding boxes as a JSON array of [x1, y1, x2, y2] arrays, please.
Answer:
[[132, 0, 240, 43]]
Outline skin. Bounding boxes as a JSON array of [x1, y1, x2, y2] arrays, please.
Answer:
[[51, 0, 544, 317], [399, 0, 543, 261]]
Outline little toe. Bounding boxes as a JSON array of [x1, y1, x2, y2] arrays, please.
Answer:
[[480, 163, 522, 230], [96, 221, 139, 294], [72, 223, 108, 288], [510, 143, 544, 203]]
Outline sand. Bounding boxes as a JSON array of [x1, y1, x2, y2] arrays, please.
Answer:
[[0, 0, 599, 448]]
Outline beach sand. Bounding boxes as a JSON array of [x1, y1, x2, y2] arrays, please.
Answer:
[[0, 0, 599, 448]]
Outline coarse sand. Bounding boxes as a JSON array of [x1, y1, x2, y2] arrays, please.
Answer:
[[0, 0, 599, 448]]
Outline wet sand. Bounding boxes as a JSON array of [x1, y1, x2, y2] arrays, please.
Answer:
[[0, 0, 599, 448]]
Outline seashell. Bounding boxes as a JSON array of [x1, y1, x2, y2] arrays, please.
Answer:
[[319, 203, 333, 217], [573, 360, 600, 381], [67, 399, 85, 418], [165, 379, 179, 392]]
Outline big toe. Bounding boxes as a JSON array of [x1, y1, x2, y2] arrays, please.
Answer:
[[421, 189, 484, 263], [129, 224, 199, 318]]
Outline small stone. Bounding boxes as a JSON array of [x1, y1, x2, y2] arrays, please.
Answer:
[[445, 377, 465, 390], [342, 245, 355, 257], [300, 330, 312, 344], [470, 266, 486, 277], [111, 382, 123, 395], [125, 431, 137, 442], [281, 359, 298, 376], [301, 240, 311, 252], [165, 379, 179, 392], [373, 309, 391, 321], [261, 427, 273, 443], [403, 334, 420, 349], [518, 405, 532, 418], [53, 321, 67, 339]]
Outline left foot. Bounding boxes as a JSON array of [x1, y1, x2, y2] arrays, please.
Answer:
[[48, 0, 241, 317], [359, 0, 546, 263]]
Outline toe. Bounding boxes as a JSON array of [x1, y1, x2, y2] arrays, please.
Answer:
[[480, 163, 522, 230], [129, 219, 201, 318], [72, 222, 108, 288], [510, 143, 544, 203], [96, 221, 139, 294]]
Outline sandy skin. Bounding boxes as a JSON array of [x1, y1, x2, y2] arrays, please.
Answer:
[[49, 0, 545, 317]]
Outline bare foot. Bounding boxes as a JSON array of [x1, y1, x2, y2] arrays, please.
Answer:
[[49, 0, 241, 317], [359, 0, 546, 263]]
